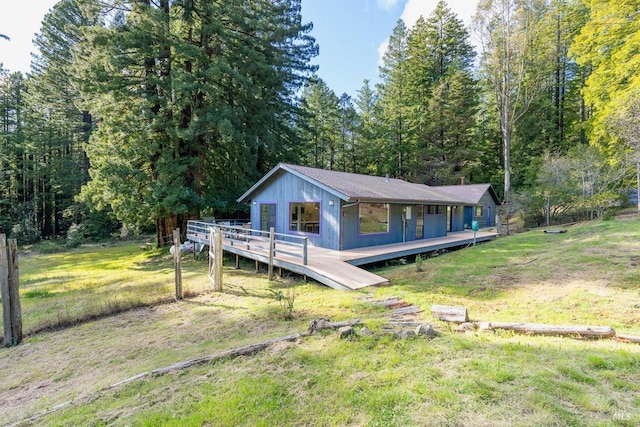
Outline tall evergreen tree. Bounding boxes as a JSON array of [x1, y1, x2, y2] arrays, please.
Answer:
[[298, 78, 340, 169], [74, 0, 317, 245], [404, 2, 478, 184], [377, 19, 410, 178], [354, 79, 383, 175], [24, 0, 94, 239]]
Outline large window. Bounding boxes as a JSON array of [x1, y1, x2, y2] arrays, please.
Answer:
[[359, 203, 389, 235], [475, 206, 484, 217], [289, 202, 320, 234]]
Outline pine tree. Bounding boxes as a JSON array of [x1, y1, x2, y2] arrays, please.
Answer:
[[404, 2, 478, 184], [377, 19, 410, 178]]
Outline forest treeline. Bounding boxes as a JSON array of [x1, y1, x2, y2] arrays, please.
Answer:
[[0, 0, 638, 245]]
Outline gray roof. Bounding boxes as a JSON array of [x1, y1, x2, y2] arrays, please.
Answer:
[[238, 163, 467, 205], [435, 184, 501, 205]]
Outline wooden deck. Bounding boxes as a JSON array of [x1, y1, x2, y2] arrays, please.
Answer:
[[186, 223, 497, 291]]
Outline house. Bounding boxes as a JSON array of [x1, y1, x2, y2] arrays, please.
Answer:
[[434, 184, 501, 228], [237, 163, 488, 250]]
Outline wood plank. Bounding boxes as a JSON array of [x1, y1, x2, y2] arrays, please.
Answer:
[[487, 322, 615, 339], [431, 305, 469, 323]]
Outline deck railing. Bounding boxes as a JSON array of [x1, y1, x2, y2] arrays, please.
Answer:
[[186, 220, 308, 265]]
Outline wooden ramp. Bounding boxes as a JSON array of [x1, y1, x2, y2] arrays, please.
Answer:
[[186, 221, 497, 291]]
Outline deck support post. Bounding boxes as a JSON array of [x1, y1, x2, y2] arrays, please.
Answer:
[[268, 227, 275, 280], [303, 238, 308, 265], [235, 254, 240, 269]]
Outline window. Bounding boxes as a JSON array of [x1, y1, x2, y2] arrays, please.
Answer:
[[475, 206, 484, 217], [416, 205, 424, 239], [289, 202, 320, 234], [359, 203, 389, 234]]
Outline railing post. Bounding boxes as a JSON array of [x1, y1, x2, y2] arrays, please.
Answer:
[[303, 237, 308, 265]]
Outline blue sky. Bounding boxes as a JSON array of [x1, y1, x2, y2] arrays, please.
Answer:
[[0, 0, 479, 97]]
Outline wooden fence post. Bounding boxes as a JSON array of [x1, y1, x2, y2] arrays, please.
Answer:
[[173, 228, 183, 300], [209, 227, 223, 291], [1, 234, 22, 347], [215, 227, 223, 290], [268, 227, 275, 280]]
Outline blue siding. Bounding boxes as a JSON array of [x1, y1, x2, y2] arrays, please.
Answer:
[[472, 193, 498, 228], [424, 214, 447, 238], [249, 172, 341, 249]]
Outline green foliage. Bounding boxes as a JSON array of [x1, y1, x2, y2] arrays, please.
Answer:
[[415, 253, 425, 272], [269, 287, 297, 321], [72, 0, 317, 243], [571, 0, 640, 147]]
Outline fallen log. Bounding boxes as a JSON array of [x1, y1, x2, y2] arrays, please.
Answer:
[[431, 305, 468, 323], [152, 332, 308, 376], [616, 334, 640, 344], [484, 322, 615, 339]]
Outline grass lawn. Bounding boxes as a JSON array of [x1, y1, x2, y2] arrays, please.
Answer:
[[1, 216, 640, 426]]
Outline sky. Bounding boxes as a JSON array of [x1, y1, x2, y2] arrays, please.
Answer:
[[0, 0, 480, 97]]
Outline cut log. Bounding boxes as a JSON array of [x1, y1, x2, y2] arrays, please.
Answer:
[[431, 305, 469, 323], [616, 334, 640, 344], [487, 322, 615, 339], [151, 332, 308, 375]]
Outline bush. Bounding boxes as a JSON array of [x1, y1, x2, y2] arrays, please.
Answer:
[[269, 287, 297, 321], [11, 216, 41, 244], [66, 223, 85, 248]]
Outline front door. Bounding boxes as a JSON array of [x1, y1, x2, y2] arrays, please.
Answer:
[[260, 203, 276, 232]]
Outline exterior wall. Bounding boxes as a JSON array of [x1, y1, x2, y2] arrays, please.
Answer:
[[424, 213, 447, 238], [472, 193, 497, 228], [248, 172, 341, 250], [341, 203, 449, 250]]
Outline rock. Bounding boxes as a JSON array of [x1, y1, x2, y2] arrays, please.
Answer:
[[395, 330, 416, 340], [455, 322, 477, 333], [477, 321, 493, 331], [308, 318, 331, 334], [360, 327, 375, 336], [415, 323, 438, 339], [338, 326, 355, 339]]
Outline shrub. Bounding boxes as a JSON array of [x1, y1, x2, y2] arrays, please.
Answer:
[[269, 287, 297, 321]]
